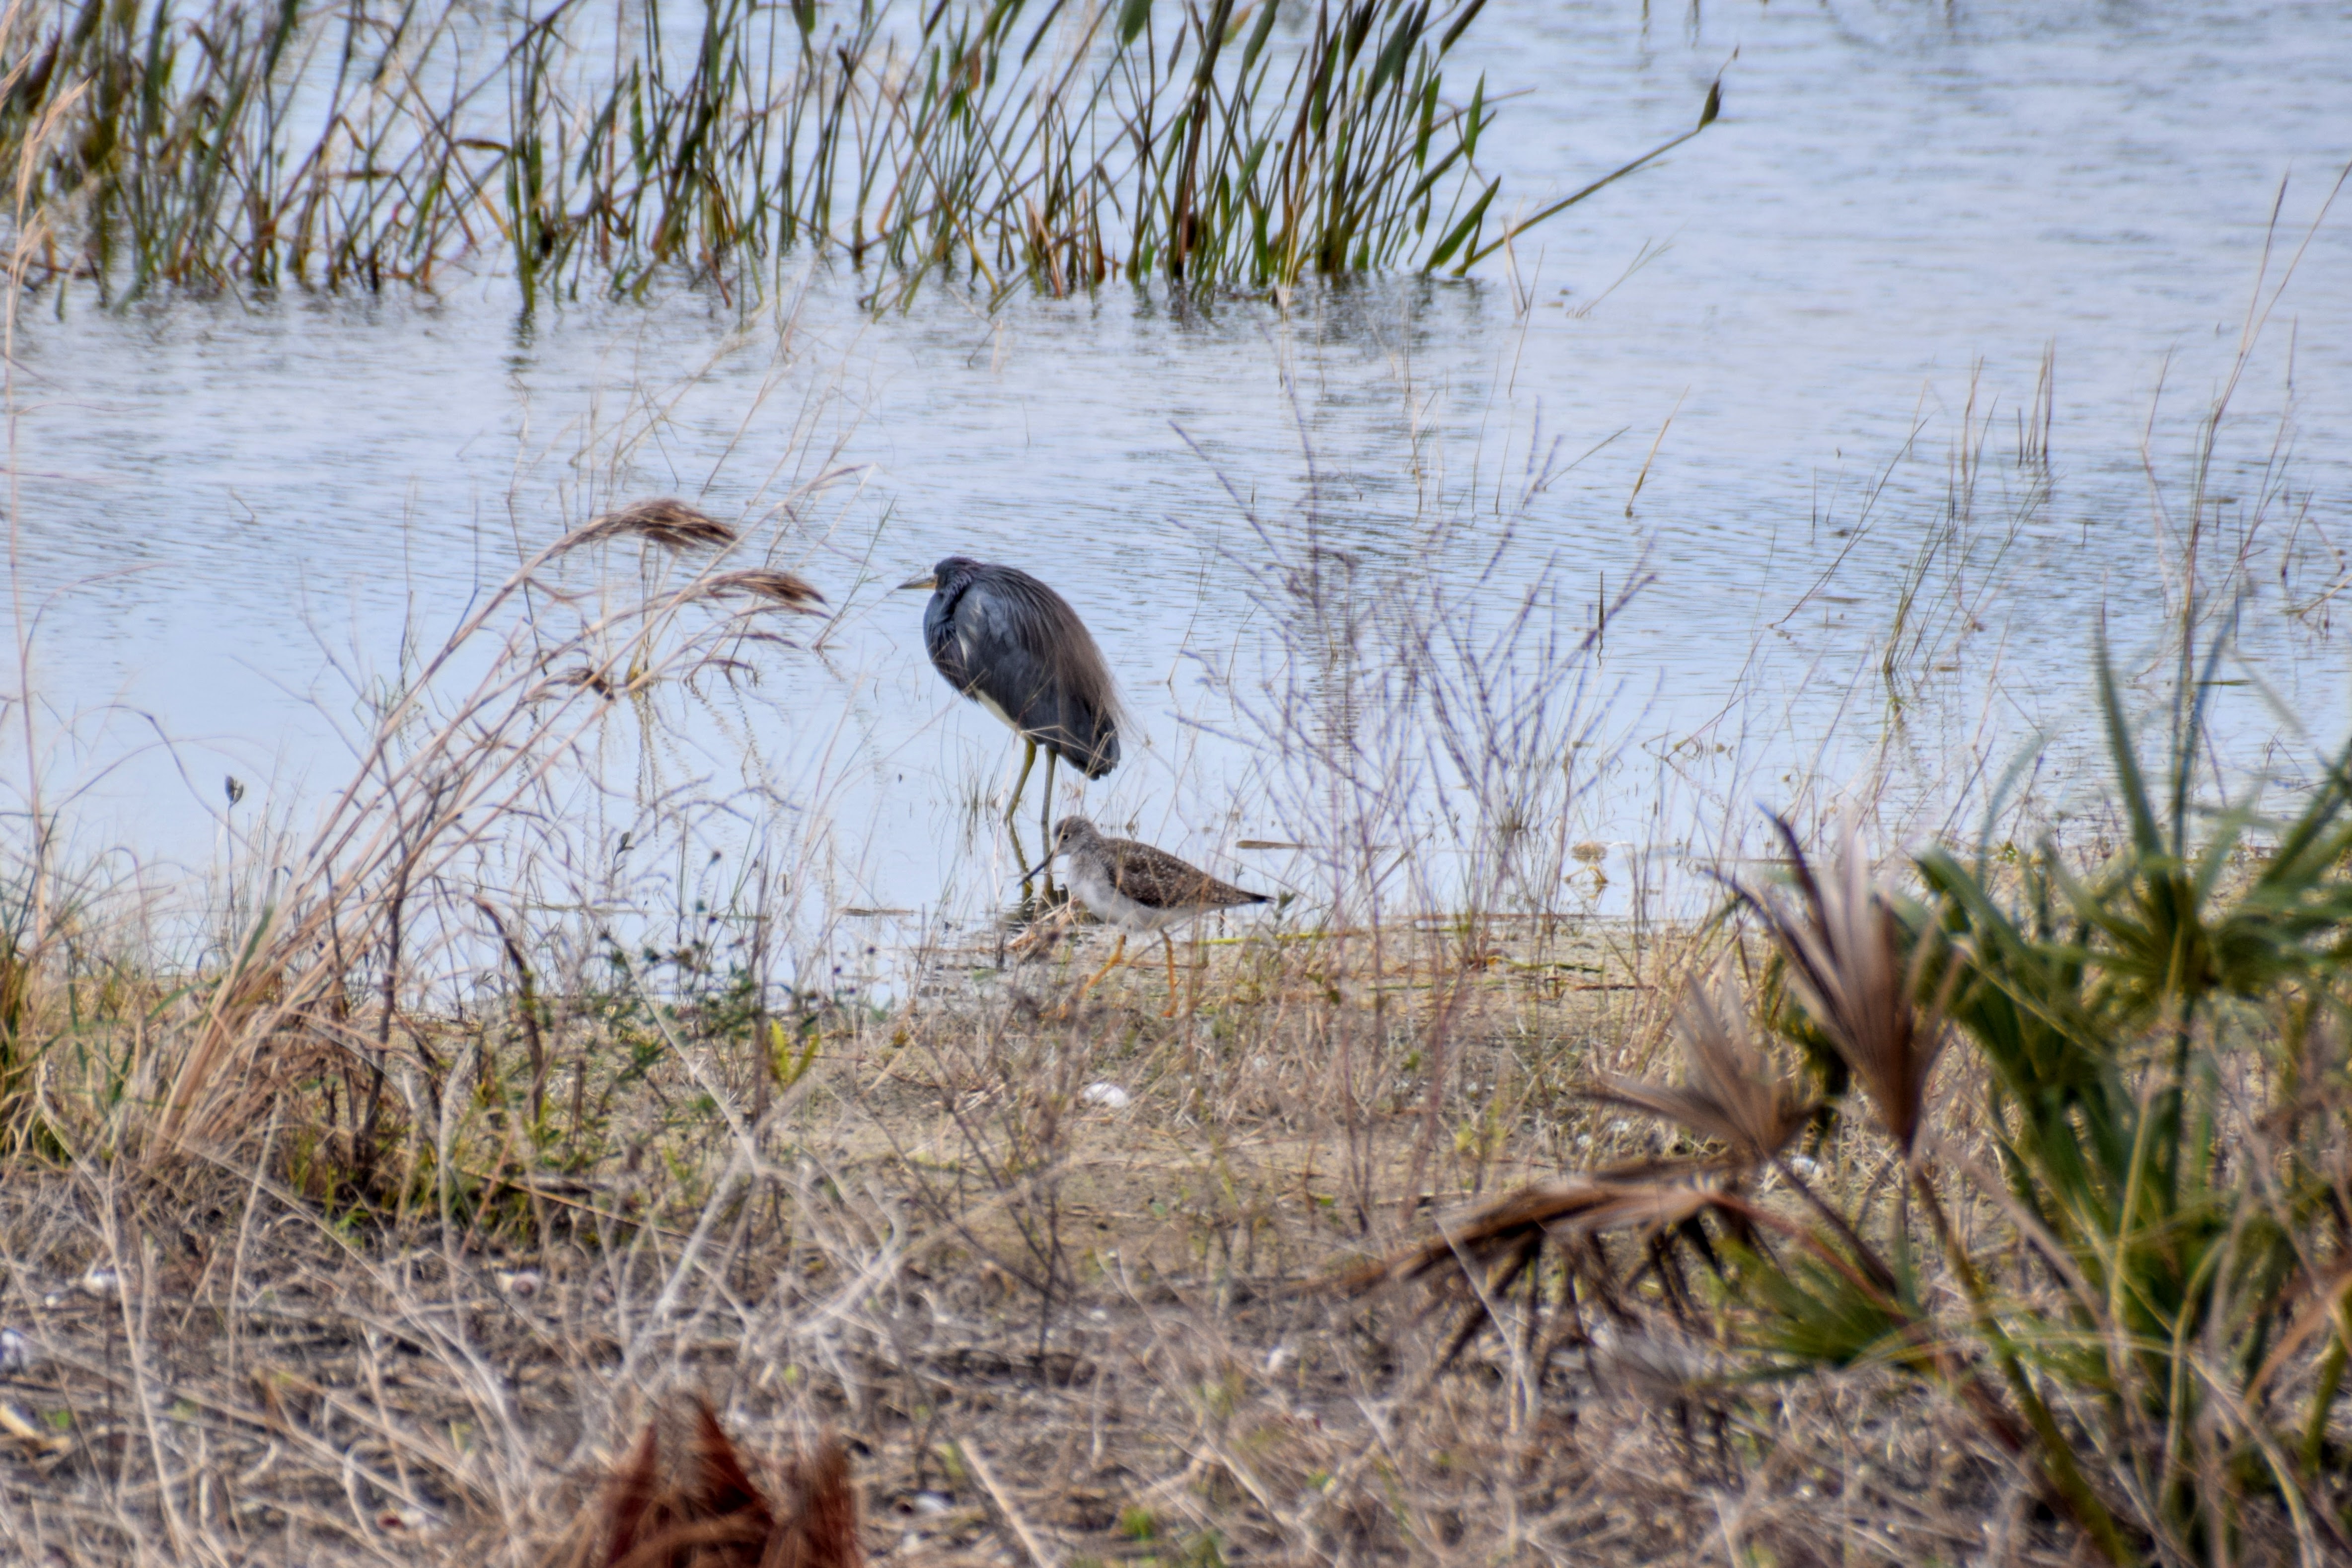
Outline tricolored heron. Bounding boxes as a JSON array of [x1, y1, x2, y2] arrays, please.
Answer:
[[1027, 816, 1267, 1016], [897, 556, 1120, 845]]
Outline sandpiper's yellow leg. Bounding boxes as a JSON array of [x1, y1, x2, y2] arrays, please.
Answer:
[[1006, 737, 1038, 827], [1072, 932, 1127, 1012], [1160, 933, 1180, 1018]]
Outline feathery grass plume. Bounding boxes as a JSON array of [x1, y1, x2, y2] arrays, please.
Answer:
[[559, 1398, 862, 1568], [1588, 963, 1813, 1169], [1743, 817, 1940, 1153], [566, 499, 742, 554], [135, 481, 836, 1147], [704, 569, 827, 612]]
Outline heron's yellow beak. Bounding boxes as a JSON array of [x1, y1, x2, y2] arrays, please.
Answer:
[[895, 572, 937, 592]]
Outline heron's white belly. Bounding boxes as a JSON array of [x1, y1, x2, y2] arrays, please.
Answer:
[[972, 688, 1018, 732], [1066, 860, 1186, 933], [958, 631, 1023, 734]]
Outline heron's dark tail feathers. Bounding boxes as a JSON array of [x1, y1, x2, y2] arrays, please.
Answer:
[[568, 1399, 861, 1568], [936, 561, 1123, 776], [1020, 617, 1121, 777], [1034, 699, 1121, 779]]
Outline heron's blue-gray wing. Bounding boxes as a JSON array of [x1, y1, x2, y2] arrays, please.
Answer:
[[950, 569, 1121, 777]]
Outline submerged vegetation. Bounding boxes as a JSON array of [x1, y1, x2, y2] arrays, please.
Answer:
[[0, 0, 1716, 310]]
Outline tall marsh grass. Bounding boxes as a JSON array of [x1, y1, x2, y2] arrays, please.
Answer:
[[0, 0, 1717, 310]]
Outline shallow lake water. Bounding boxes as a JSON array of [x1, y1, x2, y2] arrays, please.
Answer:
[[7, 0, 2351, 982]]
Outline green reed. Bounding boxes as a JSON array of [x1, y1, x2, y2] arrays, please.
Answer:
[[0, 0, 1716, 310]]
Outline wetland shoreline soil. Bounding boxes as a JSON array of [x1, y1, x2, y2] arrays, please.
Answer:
[[3, 919, 1800, 1565]]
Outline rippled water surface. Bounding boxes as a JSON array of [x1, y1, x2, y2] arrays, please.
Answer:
[[9, 0, 2352, 956]]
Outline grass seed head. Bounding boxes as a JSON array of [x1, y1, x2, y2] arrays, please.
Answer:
[[567, 499, 742, 554], [705, 568, 827, 612]]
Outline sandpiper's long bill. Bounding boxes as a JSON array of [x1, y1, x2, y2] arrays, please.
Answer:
[[1029, 816, 1268, 1016]]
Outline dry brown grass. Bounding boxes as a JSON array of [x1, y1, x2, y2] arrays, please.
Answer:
[[0, 900, 2110, 1567], [545, 1397, 860, 1568], [5, 509, 2338, 1566], [705, 572, 828, 614]]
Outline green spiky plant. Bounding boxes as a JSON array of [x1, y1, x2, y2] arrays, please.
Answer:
[[1733, 644, 2352, 1561], [1379, 645, 2352, 1564], [1883, 662, 2352, 1562]]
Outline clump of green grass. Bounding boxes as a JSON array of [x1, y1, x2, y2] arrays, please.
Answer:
[[0, 0, 1719, 310]]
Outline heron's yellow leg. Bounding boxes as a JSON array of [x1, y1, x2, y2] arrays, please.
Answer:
[[1072, 932, 1127, 1012], [1039, 748, 1058, 848], [1005, 737, 1038, 826], [1160, 933, 1180, 1018]]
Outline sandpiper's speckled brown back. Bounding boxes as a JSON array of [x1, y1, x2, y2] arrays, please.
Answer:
[[1059, 818, 1266, 915]]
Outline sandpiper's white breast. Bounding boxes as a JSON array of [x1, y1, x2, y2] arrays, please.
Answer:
[[1066, 856, 1186, 934]]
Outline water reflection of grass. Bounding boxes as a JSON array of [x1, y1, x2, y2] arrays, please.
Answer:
[[0, 0, 1715, 311]]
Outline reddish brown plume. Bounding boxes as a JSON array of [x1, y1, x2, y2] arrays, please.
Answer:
[[563, 498, 741, 554], [573, 1400, 861, 1568]]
